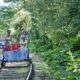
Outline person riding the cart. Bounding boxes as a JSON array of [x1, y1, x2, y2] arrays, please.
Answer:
[[4, 30, 12, 44], [20, 31, 28, 40], [0, 36, 4, 48], [20, 31, 28, 48]]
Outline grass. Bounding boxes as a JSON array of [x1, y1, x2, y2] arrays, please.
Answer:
[[15, 67, 29, 73]]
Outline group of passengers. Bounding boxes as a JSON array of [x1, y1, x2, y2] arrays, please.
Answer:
[[0, 30, 28, 48]]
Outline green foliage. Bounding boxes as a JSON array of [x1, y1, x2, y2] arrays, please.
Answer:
[[29, 39, 53, 53], [38, 37, 80, 80], [73, 37, 80, 50]]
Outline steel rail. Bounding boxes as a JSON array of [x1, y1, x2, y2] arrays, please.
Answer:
[[26, 61, 33, 80]]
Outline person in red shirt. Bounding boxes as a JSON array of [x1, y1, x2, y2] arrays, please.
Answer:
[[3, 41, 11, 51]]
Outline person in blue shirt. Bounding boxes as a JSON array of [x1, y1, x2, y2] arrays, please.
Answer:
[[20, 31, 28, 40], [20, 31, 28, 48], [0, 36, 4, 48]]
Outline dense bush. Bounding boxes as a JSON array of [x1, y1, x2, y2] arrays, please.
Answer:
[[37, 37, 80, 80]]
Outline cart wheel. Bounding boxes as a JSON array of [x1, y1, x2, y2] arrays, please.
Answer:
[[1, 62, 5, 67]]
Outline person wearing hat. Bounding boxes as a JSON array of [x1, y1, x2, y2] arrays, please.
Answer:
[[4, 30, 12, 44]]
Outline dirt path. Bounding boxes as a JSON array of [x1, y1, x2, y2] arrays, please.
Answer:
[[31, 53, 53, 80]]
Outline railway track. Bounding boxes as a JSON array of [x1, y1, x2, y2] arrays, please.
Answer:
[[0, 61, 34, 80]]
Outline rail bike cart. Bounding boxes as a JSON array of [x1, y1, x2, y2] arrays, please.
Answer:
[[0, 43, 32, 67]]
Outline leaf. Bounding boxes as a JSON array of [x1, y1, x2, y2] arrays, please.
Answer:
[[75, 58, 80, 62], [68, 75, 76, 80]]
